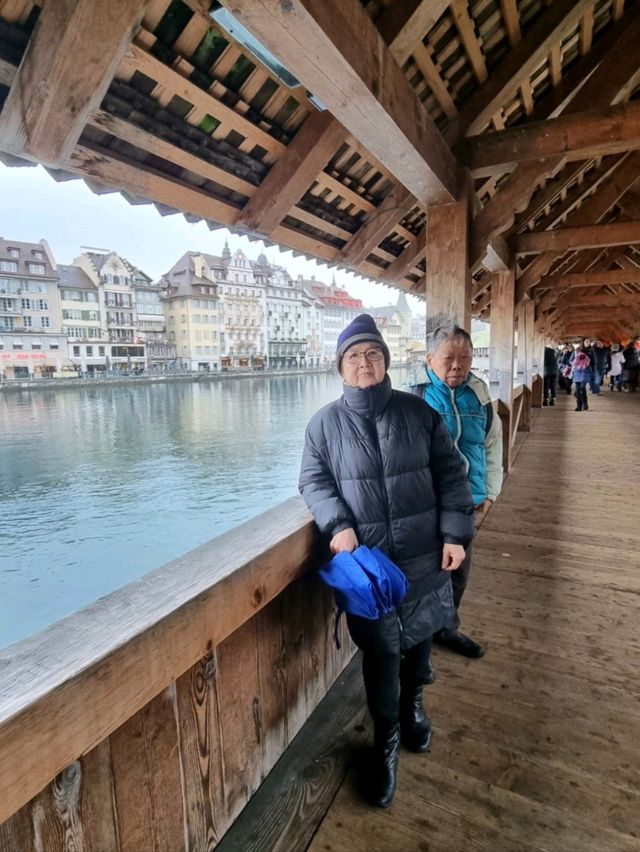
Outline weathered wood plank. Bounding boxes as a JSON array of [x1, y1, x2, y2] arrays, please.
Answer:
[[216, 653, 367, 852], [80, 741, 121, 852], [426, 169, 472, 331], [0, 497, 316, 825], [237, 111, 346, 236], [535, 267, 640, 290], [513, 219, 640, 255], [0, 0, 146, 167], [218, 0, 457, 204], [110, 684, 185, 852], [215, 618, 262, 823], [463, 101, 640, 177], [175, 653, 226, 850], [340, 183, 412, 267]]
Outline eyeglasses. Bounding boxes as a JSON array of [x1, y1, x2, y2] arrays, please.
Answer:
[[344, 347, 385, 364]]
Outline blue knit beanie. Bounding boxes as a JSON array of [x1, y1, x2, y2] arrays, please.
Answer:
[[336, 314, 390, 370]]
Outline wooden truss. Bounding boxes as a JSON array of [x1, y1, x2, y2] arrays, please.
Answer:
[[0, 0, 639, 338]]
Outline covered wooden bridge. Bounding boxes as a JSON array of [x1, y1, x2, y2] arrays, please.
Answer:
[[1, 0, 640, 849]]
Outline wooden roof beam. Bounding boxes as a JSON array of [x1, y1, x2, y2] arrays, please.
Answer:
[[533, 268, 640, 290], [463, 102, 640, 178], [0, 0, 147, 168], [446, 0, 594, 143], [470, 10, 640, 266], [219, 0, 457, 206], [553, 292, 640, 310], [514, 152, 640, 303], [235, 0, 439, 239], [513, 221, 640, 255], [535, 249, 614, 310], [236, 110, 346, 236], [340, 184, 413, 267], [383, 234, 427, 284]]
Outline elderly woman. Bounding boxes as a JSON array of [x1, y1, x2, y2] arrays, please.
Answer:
[[299, 314, 473, 809]]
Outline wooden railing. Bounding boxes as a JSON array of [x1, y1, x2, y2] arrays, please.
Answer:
[[494, 373, 542, 471], [0, 497, 354, 849]]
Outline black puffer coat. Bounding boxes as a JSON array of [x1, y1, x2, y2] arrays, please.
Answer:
[[299, 375, 474, 651]]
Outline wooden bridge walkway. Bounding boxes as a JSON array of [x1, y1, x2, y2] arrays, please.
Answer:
[[220, 389, 640, 852]]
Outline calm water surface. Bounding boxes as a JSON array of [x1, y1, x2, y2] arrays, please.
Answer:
[[0, 368, 411, 648]]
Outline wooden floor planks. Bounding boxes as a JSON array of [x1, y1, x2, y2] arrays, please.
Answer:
[[222, 391, 640, 851]]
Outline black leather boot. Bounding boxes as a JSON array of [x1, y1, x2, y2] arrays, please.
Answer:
[[369, 722, 401, 808], [400, 683, 432, 753]]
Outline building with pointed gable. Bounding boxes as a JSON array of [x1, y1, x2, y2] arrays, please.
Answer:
[[0, 237, 70, 379]]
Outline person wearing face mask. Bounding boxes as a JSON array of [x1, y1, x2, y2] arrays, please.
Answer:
[[299, 314, 474, 809], [410, 323, 503, 659]]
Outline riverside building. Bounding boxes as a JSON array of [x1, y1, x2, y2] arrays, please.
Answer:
[[73, 250, 147, 373], [161, 251, 223, 371], [0, 238, 70, 379]]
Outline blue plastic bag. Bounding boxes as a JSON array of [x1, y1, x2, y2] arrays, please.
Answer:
[[318, 545, 409, 622]]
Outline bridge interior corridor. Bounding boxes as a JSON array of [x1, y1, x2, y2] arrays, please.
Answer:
[[222, 389, 640, 852]]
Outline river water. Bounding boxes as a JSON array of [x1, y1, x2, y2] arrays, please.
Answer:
[[0, 368, 413, 649]]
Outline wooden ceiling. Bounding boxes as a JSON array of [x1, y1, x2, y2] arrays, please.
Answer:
[[1, 0, 640, 338]]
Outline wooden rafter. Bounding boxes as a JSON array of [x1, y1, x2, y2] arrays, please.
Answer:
[[500, 0, 521, 48], [515, 151, 640, 302], [218, 0, 457, 206], [411, 43, 457, 119], [446, 0, 594, 142], [463, 102, 640, 177], [0, 0, 147, 167], [340, 184, 413, 267], [376, 0, 450, 66], [513, 220, 640, 255], [450, 0, 487, 84], [235, 111, 346, 236], [509, 162, 591, 234], [528, 158, 622, 234], [471, 9, 640, 267], [383, 236, 427, 284]]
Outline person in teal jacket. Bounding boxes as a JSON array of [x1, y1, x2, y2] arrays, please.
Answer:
[[411, 323, 503, 658]]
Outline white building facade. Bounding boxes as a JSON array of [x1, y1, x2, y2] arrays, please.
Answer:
[[0, 238, 71, 379]]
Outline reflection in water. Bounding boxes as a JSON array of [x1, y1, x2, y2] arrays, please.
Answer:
[[0, 369, 410, 647]]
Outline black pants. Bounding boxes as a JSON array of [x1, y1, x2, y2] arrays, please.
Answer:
[[362, 638, 432, 726], [574, 381, 588, 410], [543, 375, 557, 401]]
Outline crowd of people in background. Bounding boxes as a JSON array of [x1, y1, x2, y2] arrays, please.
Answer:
[[544, 336, 640, 410]]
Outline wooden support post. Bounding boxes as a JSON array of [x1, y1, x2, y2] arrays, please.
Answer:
[[489, 268, 515, 471], [519, 300, 535, 430], [426, 170, 472, 334], [515, 306, 526, 387], [531, 327, 545, 407]]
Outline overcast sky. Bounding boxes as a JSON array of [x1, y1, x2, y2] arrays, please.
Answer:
[[0, 162, 424, 312]]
